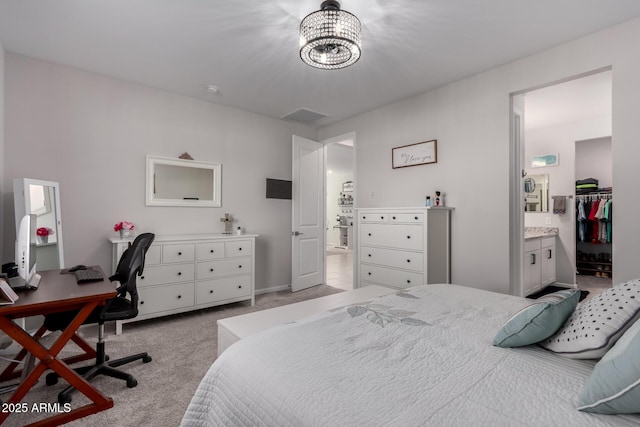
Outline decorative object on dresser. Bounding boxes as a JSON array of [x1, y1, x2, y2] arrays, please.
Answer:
[[110, 233, 257, 334], [114, 221, 135, 238], [391, 139, 437, 169], [356, 207, 452, 289], [219, 213, 235, 234]]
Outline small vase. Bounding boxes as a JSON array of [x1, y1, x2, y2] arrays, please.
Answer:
[[37, 235, 49, 244], [119, 229, 131, 238]]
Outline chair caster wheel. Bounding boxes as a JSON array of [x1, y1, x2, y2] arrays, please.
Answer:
[[143, 355, 152, 363], [104, 355, 110, 362], [46, 373, 59, 386], [58, 393, 72, 405], [126, 378, 138, 388]]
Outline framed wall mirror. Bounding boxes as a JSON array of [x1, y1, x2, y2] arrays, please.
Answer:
[[524, 174, 549, 212], [13, 178, 65, 270], [146, 155, 222, 207]]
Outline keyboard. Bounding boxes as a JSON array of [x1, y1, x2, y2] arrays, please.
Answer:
[[74, 268, 105, 284]]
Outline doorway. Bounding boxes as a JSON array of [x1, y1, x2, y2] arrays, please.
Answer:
[[512, 69, 612, 297], [324, 134, 355, 291]]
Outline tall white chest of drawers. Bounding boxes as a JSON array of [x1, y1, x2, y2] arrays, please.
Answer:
[[110, 233, 257, 334], [356, 207, 452, 289]]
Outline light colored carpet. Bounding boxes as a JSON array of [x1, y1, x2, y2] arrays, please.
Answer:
[[0, 284, 342, 427]]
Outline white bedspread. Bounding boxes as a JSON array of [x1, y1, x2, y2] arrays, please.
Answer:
[[181, 284, 640, 426]]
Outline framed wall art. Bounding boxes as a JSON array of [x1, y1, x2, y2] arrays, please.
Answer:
[[531, 153, 558, 168], [392, 140, 437, 169]]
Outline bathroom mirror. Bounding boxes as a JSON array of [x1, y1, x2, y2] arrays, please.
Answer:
[[146, 155, 222, 207], [524, 174, 549, 213], [13, 178, 65, 270]]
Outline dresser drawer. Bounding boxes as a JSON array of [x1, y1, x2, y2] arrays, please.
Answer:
[[226, 240, 252, 258], [388, 213, 423, 223], [145, 245, 161, 265], [360, 246, 423, 272], [359, 213, 388, 223], [196, 257, 252, 279], [196, 275, 251, 305], [139, 264, 195, 286], [162, 243, 195, 264], [359, 264, 424, 289], [359, 223, 423, 250], [138, 282, 195, 316], [196, 242, 225, 261]]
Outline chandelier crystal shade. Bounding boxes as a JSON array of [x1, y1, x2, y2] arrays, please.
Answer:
[[299, 0, 362, 70]]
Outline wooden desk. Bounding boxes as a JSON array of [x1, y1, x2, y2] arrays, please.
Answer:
[[0, 268, 117, 426]]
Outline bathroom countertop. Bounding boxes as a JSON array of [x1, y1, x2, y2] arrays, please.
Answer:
[[524, 227, 559, 240]]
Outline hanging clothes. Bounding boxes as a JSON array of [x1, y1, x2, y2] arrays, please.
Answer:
[[577, 199, 587, 242], [588, 198, 601, 243]]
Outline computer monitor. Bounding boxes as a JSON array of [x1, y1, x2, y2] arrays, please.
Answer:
[[16, 213, 38, 286]]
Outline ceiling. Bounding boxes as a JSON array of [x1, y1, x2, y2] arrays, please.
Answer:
[[0, 1, 638, 127], [524, 70, 612, 131]]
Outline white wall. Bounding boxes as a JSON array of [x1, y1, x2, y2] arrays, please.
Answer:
[[319, 17, 640, 293], [524, 117, 611, 284], [2, 53, 317, 291], [575, 137, 612, 188], [0, 42, 4, 263]]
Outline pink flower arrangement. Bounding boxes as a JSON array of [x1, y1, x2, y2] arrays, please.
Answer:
[[114, 221, 135, 232], [36, 227, 55, 236]]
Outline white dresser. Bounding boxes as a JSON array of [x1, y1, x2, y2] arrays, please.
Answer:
[[356, 207, 452, 289], [110, 233, 257, 334]]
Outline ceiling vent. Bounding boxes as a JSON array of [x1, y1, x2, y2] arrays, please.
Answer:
[[281, 108, 329, 125]]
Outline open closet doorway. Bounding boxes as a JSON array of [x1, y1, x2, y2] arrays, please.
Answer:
[[514, 69, 612, 298], [324, 133, 355, 291]]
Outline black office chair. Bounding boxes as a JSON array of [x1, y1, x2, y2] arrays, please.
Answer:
[[44, 232, 155, 404]]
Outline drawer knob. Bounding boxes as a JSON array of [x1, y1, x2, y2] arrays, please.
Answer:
[[239, 247, 243, 251], [392, 216, 396, 220], [209, 290, 214, 294], [140, 301, 144, 305], [407, 280, 411, 284], [177, 295, 182, 299], [178, 272, 182, 276], [368, 272, 372, 275], [140, 276, 145, 280], [407, 259, 411, 263], [238, 285, 242, 289], [363, 216, 366, 219], [210, 268, 214, 272], [368, 254, 372, 257], [380, 216, 384, 219], [210, 249, 214, 253], [414, 216, 418, 220], [368, 233, 372, 236], [407, 235, 411, 239], [178, 252, 182, 255], [238, 265, 243, 269]]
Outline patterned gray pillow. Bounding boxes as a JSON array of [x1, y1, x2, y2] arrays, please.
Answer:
[[539, 279, 640, 359]]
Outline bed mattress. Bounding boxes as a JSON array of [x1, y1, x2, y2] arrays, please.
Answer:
[[181, 284, 640, 426]]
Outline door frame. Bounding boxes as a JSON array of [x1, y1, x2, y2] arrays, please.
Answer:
[[321, 132, 356, 287], [509, 67, 612, 296]]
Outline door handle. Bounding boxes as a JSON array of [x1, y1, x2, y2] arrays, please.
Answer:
[[292, 231, 304, 236]]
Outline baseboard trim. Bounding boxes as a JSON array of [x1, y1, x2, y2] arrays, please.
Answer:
[[255, 284, 291, 295]]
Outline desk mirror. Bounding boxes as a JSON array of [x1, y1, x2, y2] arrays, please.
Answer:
[[524, 174, 549, 213], [13, 178, 65, 270], [146, 155, 221, 207]]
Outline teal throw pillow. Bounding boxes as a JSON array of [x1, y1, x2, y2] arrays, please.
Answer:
[[578, 317, 640, 414], [493, 289, 580, 348]]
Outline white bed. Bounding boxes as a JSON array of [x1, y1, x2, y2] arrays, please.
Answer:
[[181, 284, 640, 426]]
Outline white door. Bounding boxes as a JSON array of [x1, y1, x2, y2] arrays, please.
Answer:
[[292, 135, 325, 292]]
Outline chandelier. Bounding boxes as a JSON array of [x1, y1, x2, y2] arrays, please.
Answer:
[[299, 0, 362, 70]]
